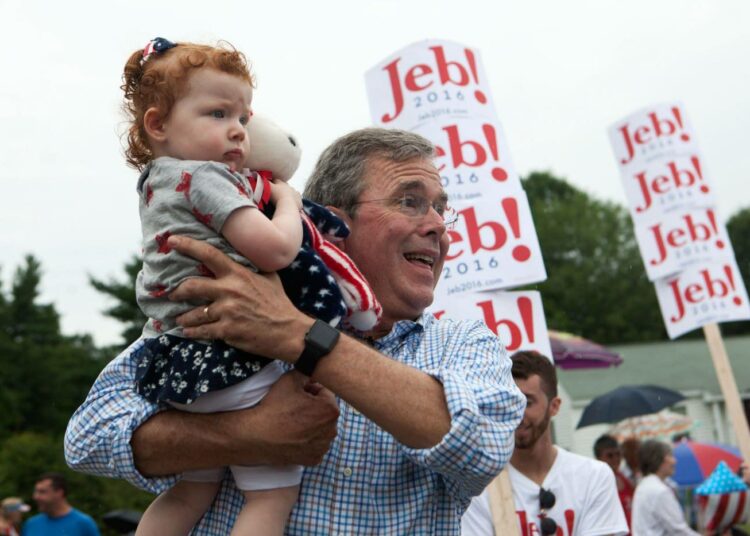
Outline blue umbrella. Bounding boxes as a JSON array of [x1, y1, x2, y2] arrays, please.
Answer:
[[576, 385, 684, 428]]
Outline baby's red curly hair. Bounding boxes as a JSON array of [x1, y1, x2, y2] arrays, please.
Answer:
[[122, 40, 254, 170]]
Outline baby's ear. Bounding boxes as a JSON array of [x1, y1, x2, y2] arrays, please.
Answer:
[[143, 107, 167, 141]]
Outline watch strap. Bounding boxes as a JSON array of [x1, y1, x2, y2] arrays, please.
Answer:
[[295, 319, 340, 376]]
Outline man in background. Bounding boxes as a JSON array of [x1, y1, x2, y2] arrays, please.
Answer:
[[462, 351, 628, 536], [594, 434, 634, 532], [22, 473, 99, 536]]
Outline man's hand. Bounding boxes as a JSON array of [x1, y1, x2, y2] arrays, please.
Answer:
[[250, 372, 339, 466], [167, 235, 312, 362]]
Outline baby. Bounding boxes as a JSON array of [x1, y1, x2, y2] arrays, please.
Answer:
[[120, 38, 378, 535]]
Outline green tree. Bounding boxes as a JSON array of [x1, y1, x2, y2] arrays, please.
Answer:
[[89, 254, 146, 349], [0, 256, 106, 438], [521, 171, 666, 344], [0, 256, 150, 535], [724, 207, 750, 335], [0, 432, 151, 535]]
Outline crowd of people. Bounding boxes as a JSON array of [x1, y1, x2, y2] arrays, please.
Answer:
[[55, 37, 748, 535], [0, 473, 99, 536]]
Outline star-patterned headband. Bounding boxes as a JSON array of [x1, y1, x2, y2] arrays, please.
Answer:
[[141, 37, 177, 65]]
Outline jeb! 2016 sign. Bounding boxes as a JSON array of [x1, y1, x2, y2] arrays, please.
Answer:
[[366, 40, 546, 300], [366, 39, 550, 362], [609, 102, 750, 337], [366, 41, 497, 131]]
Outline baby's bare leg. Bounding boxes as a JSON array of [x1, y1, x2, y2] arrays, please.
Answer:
[[136, 480, 220, 536], [230, 485, 299, 536]]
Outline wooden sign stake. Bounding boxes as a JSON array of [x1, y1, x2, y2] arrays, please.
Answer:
[[488, 469, 521, 536], [703, 322, 750, 461]]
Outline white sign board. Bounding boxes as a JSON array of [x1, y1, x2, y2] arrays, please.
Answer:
[[436, 190, 546, 300], [619, 153, 716, 223], [431, 290, 552, 357], [415, 118, 523, 201], [608, 102, 699, 171], [654, 260, 750, 339], [365, 39, 498, 130], [634, 207, 734, 281], [366, 39, 547, 299]]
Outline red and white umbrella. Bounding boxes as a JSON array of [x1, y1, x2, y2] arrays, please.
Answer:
[[608, 410, 694, 441]]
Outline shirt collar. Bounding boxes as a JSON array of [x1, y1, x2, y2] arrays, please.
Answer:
[[353, 312, 435, 348]]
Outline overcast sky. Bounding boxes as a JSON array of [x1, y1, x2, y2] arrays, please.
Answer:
[[2, 0, 748, 346]]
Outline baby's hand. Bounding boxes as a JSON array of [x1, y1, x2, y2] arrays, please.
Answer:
[[270, 180, 303, 210]]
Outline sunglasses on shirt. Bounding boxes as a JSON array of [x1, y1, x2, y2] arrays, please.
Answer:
[[539, 487, 557, 536]]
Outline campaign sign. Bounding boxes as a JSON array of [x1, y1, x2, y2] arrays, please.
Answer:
[[365, 39, 497, 130], [655, 260, 750, 339], [431, 290, 553, 357], [435, 190, 546, 301], [415, 118, 523, 203], [609, 102, 698, 170], [634, 207, 733, 281], [621, 153, 716, 223]]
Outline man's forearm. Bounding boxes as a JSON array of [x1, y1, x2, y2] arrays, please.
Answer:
[[312, 334, 451, 449], [131, 408, 257, 476], [132, 371, 339, 476]]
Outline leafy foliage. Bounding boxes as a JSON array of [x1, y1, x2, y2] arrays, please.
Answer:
[[0, 256, 150, 533], [724, 207, 750, 335], [521, 171, 667, 344], [89, 254, 146, 349]]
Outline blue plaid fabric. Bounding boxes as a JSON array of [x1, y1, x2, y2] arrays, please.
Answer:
[[65, 313, 524, 535]]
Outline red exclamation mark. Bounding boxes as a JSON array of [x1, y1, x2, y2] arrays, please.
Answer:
[[706, 209, 725, 249], [517, 296, 535, 343], [691, 155, 709, 194], [672, 106, 690, 142], [482, 123, 508, 181], [564, 510, 575, 535], [501, 197, 531, 261], [724, 264, 742, 306], [464, 48, 487, 104]]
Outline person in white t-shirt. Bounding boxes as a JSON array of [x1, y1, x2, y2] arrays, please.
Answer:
[[462, 351, 629, 536]]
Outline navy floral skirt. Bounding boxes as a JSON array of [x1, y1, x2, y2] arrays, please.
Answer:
[[134, 334, 273, 405]]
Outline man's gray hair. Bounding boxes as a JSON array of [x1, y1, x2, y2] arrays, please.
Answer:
[[303, 128, 435, 215]]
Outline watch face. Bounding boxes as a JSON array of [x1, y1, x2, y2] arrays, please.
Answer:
[[310, 320, 340, 352]]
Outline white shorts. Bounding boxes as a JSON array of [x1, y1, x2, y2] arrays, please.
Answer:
[[170, 361, 303, 491]]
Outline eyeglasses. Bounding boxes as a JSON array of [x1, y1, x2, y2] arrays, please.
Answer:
[[353, 193, 459, 227], [539, 487, 557, 536]]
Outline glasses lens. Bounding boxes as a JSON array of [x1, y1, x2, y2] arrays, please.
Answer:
[[540, 516, 558, 536], [539, 488, 556, 510], [443, 206, 458, 226]]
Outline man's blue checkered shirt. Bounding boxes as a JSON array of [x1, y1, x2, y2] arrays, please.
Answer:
[[65, 313, 524, 535]]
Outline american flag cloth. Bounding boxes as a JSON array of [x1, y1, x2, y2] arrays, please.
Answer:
[[696, 461, 749, 532], [65, 314, 525, 535]]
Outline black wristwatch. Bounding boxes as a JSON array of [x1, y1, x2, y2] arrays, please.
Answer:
[[295, 319, 340, 376]]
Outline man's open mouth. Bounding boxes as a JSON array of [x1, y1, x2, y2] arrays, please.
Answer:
[[404, 253, 435, 267]]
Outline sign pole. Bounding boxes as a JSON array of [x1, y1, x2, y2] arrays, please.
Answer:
[[703, 322, 750, 461], [487, 470, 521, 536]]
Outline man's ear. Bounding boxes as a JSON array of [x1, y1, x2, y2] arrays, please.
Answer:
[[143, 107, 167, 142], [549, 396, 562, 418]]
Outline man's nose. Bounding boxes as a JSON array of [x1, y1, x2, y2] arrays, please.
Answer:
[[420, 206, 447, 235]]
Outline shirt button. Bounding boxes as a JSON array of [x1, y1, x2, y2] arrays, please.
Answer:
[[351, 406, 361, 415], [342, 467, 353, 477]]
